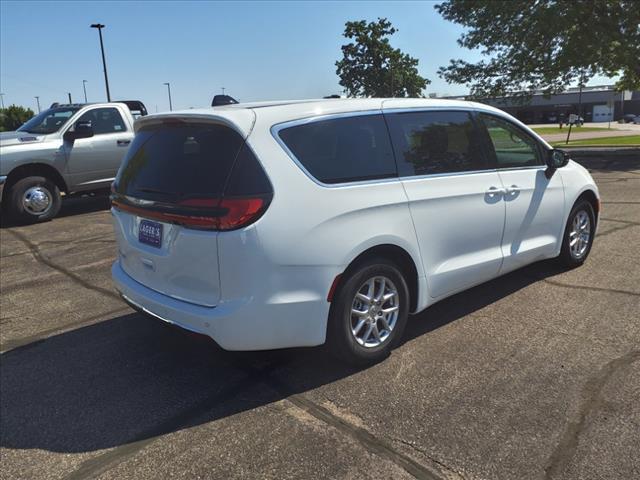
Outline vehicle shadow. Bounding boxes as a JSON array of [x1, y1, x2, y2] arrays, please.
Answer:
[[0, 191, 110, 228], [0, 259, 564, 454]]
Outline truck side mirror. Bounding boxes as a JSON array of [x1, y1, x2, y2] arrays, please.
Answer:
[[64, 121, 94, 141]]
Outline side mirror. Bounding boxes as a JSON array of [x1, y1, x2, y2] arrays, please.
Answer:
[[64, 121, 94, 140], [547, 149, 569, 169], [545, 149, 569, 178]]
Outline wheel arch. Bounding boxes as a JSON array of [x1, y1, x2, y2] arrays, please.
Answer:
[[575, 189, 600, 227], [2, 163, 67, 201], [336, 243, 421, 313]]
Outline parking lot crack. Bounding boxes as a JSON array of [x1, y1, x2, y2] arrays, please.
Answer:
[[63, 359, 286, 480], [389, 437, 468, 480], [544, 349, 640, 480], [256, 369, 445, 480], [7, 229, 120, 301], [534, 277, 640, 298]]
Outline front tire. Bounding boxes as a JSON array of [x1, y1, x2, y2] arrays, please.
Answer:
[[328, 258, 409, 366], [558, 199, 595, 267], [7, 176, 62, 224]]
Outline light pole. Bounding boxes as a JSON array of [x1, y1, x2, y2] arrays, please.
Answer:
[[0, 93, 5, 109], [163, 82, 173, 111], [90, 23, 111, 101], [68, 92, 73, 104], [82, 80, 88, 102], [34, 96, 41, 113], [222, 87, 225, 95]]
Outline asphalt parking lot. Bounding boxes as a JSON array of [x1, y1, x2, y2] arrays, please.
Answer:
[[1, 155, 639, 480]]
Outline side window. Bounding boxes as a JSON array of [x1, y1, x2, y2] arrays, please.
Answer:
[[76, 108, 127, 135], [277, 114, 396, 184], [385, 110, 490, 176], [479, 114, 542, 168]]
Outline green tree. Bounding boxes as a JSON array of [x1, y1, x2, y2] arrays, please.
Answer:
[[0, 105, 35, 132], [435, 0, 640, 98], [336, 18, 430, 98]]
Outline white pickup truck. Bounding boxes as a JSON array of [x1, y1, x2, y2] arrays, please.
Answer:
[[0, 101, 147, 223]]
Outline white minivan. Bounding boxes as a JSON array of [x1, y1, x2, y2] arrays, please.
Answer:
[[111, 98, 599, 364]]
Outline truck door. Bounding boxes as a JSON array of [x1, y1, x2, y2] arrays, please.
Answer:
[[64, 106, 133, 190]]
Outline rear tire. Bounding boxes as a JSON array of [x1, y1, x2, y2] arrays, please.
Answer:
[[557, 199, 595, 268], [7, 176, 62, 224], [327, 257, 409, 366]]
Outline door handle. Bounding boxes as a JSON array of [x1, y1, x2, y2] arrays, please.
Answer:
[[505, 185, 520, 195], [117, 139, 131, 146], [485, 186, 506, 197]]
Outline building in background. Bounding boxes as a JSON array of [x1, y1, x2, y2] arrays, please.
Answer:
[[449, 85, 639, 124]]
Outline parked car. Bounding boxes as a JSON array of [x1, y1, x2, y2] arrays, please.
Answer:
[[110, 98, 600, 365], [620, 113, 638, 124], [0, 101, 146, 223]]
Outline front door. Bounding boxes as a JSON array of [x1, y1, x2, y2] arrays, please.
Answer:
[[64, 106, 133, 190], [384, 110, 505, 299], [478, 113, 565, 273]]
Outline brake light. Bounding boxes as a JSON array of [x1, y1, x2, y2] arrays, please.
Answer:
[[218, 198, 265, 231], [111, 195, 269, 231]]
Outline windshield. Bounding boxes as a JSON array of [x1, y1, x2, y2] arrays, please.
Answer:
[[17, 107, 80, 134]]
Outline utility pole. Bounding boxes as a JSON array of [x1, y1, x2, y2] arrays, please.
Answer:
[[576, 70, 584, 126], [34, 96, 41, 113], [90, 23, 111, 101], [68, 93, 73, 104], [0, 93, 5, 109], [163, 83, 173, 111], [82, 80, 88, 102], [222, 87, 225, 95]]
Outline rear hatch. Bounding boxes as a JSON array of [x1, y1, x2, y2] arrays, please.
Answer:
[[111, 116, 272, 307]]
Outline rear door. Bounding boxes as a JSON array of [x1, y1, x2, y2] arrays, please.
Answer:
[[384, 110, 505, 299], [111, 122, 247, 307], [477, 113, 565, 273], [65, 106, 133, 188]]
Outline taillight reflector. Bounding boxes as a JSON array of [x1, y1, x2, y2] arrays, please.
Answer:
[[111, 196, 268, 231]]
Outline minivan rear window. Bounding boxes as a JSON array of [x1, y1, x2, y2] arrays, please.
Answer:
[[278, 114, 397, 184], [115, 123, 244, 202]]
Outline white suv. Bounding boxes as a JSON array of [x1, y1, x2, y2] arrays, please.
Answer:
[[111, 98, 599, 364]]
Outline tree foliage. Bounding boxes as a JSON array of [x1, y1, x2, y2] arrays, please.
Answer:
[[0, 105, 35, 132], [435, 0, 640, 98], [336, 18, 430, 98]]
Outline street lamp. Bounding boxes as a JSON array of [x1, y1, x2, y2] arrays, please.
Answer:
[[163, 82, 173, 111], [0, 93, 5, 109], [82, 80, 88, 103], [90, 23, 111, 101], [222, 87, 225, 95], [34, 96, 41, 113]]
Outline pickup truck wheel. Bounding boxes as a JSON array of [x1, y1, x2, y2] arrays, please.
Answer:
[[8, 176, 62, 224]]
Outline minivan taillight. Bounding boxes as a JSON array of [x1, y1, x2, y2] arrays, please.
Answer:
[[111, 194, 270, 231]]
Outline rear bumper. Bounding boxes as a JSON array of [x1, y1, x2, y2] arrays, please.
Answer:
[[112, 260, 330, 351]]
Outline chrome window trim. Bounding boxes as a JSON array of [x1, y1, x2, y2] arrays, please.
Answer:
[[399, 168, 499, 182], [270, 108, 549, 189]]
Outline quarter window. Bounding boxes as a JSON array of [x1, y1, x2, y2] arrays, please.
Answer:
[[385, 111, 490, 176], [479, 114, 542, 168], [277, 114, 397, 184], [76, 107, 127, 135]]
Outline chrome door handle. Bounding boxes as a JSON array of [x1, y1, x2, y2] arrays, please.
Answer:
[[505, 185, 520, 194], [485, 186, 506, 196]]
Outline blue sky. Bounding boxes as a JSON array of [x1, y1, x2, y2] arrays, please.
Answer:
[[1, 1, 615, 113]]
